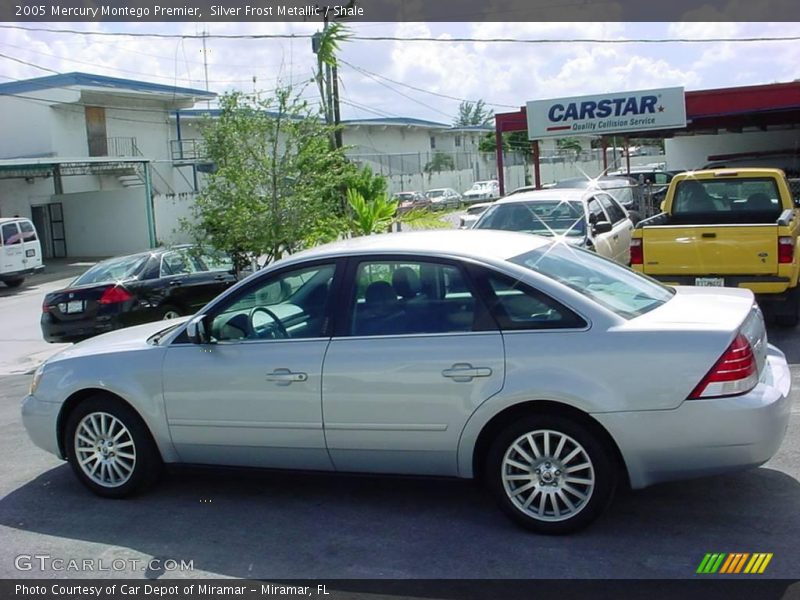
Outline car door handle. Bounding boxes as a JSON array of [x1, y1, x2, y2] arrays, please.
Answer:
[[266, 369, 308, 385], [169, 280, 183, 286], [613, 234, 619, 240], [213, 274, 227, 281], [442, 363, 492, 382]]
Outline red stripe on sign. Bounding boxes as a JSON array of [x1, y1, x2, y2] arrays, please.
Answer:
[[546, 125, 572, 131]]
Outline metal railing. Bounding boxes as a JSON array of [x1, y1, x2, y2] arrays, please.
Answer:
[[170, 139, 207, 162], [105, 137, 139, 157]]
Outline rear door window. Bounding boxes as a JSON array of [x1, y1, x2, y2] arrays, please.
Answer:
[[18, 220, 37, 242], [1, 222, 21, 245], [597, 194, 627, 224]]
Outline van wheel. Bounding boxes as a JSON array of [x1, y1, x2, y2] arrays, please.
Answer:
[[485, 415, 616, 534], [64, 395, 162, 498], [4, 277, 24, 288]]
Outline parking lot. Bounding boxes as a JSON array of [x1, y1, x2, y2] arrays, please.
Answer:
[[0, 257, 798, 581]]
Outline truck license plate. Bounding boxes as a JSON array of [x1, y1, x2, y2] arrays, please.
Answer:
[[59, 300, 85, 314], [695, 277, 724, 287]]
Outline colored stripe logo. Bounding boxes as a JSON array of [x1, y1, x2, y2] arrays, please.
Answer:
[[697, 553, 773, 574]]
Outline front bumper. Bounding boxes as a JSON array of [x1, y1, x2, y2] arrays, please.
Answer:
[[21, 393, 63, 459], [594, 344, 792, 489]]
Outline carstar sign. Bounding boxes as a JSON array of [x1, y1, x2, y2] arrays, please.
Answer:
[[526, 87, 686, 139]]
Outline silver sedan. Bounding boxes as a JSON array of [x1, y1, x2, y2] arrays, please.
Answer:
[[21, 230, 791, 534]]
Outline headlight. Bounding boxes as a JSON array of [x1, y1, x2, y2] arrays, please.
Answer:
[[29, 364, 45, 396]]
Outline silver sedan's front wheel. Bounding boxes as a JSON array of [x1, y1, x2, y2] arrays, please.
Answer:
[[486, 415, 617, 534], [65, 395, 162, 498], [74, 412, 137, 488]]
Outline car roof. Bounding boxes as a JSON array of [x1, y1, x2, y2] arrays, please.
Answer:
[[285, 230, 550, 265], [554, 176, 637, 189], [0, 217, 31, 224], [495, 189, 586, 204]]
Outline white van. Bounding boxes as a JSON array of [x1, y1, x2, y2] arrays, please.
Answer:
[[1, 217, 44, 288]]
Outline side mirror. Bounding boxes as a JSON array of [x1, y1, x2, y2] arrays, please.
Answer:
[[593, 221, 613, 235], [186, 314, 212, 344]]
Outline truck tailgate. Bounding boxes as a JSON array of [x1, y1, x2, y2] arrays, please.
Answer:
[[641, 224, 778, 276]]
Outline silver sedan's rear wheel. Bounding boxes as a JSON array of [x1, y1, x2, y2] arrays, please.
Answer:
[[65, 395, 162, 498], [486, 415, 616, 534], [501, 429, 595, 522]]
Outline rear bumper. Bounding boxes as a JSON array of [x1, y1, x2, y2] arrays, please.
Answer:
[[40, 313, 119, 343], [647, 274, 792, 295], [0, 265, 44, 281], [594, 344, 792, 489]]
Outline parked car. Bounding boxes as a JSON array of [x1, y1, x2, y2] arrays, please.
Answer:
[[459, 201, 494, 229], [41, 245, 237, 343], [473, 189, 634, 264], [552, 176, 645, 223], [393, 191, 431, 214], [0, 216, 43, 288], [425, 188, 462, 210], [462, 180, 500, 204], [22, 230, 790, 534]]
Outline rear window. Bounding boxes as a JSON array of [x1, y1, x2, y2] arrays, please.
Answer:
[[510, 243, 674, 319], [476, 200, 586, 237], [18, 220, 37, 241], [73, 254, 149, 286], [1, 222, 20, 245], [671, 177, 782, 223]]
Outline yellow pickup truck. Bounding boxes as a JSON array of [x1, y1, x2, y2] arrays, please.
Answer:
[[631, 168, 800, 325]]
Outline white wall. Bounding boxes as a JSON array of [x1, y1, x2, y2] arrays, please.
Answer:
[[55, 189, 150, 257], [665, 130, 800, 171], [154, 193, 196, 245]]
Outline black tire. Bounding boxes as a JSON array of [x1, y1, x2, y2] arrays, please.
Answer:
[[159, 304, 183, 320], [775, 288, 799, 327], [4, 277, 24, 288], [64, 395, 162, 498], [485, 414, 617, 534]]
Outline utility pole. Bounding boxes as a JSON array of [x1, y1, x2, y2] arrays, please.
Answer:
[[201, 28, 211, 108]]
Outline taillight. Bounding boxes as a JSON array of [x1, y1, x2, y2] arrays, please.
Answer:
[[778, 236, 794, 264], [98, 286, 133, 305], [689, 334, 757, 399], [630, 238, 643, 265]]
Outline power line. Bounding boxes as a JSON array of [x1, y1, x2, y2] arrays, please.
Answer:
[[341, 59, 517, 109], [2, 25, 799, 44], [0, 51, 59, 74]]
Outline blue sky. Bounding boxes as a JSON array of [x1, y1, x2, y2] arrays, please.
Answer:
[[0, 21, 798, 123]]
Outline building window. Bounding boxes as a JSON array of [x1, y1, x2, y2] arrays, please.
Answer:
[[430, 136, 436, 150], [455, 135, 462, 148]]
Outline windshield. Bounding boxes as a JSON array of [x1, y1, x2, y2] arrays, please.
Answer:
[[475, 200, 587, 237], [427, 190, 445, 197], [510, 244, 674, 319], [72, 254, 149, 286]]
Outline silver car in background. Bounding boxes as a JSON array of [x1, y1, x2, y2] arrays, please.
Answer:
[[22, 230, 791, 534], [472, 189, 634, 264]]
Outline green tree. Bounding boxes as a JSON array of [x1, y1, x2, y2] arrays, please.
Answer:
[[185, 88, 354, 271], [556, 137, 583, 159], [347, 189, 397, 236], [479, 131, 532, 158], [423, 151, 456, 179], [454, 99, 493, 126]]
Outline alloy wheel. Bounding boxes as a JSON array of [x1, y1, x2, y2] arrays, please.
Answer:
[[74, 412, 137, 488]]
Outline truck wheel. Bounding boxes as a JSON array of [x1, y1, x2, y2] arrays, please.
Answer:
[[4, 277, 24, 288], [776, 288, 799, 327]]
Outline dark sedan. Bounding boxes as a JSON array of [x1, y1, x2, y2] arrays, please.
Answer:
[[41, 246, 237, 343]]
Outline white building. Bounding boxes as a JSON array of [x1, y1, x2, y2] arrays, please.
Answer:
[[0, 72, 499, 257]]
